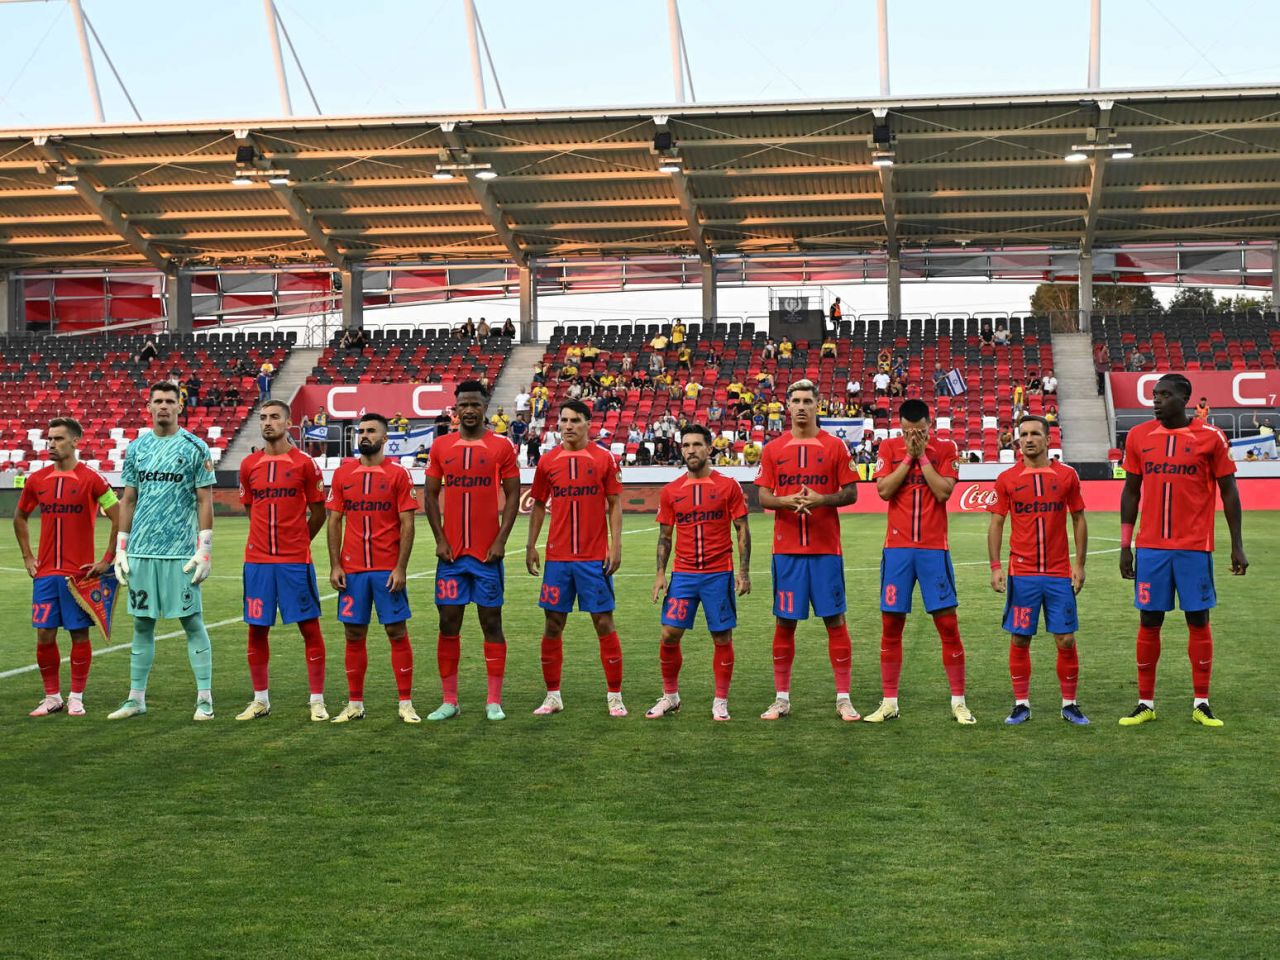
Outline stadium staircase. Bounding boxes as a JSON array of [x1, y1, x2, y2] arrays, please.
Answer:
[[489, 342, 546, 415], [1047, 332, 1111, 463], [221, 346, 324, 472]]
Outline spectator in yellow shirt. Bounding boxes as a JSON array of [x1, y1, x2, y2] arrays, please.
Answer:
[[766, 399, 784, 432], [821, 337, 837, 358], [678, 346, 692, 371], [490, 408, 511, 435], [389, 412, 410, 431], [565, 344, 583, 361], [727, 380, 744, 400], [779, 337, 793, 358], [649, 332, 669, 351], [581, 342, 600, 361], [671, 321, 685, 346], [743, 442, 762, 466], [685, 381, 702, 399]]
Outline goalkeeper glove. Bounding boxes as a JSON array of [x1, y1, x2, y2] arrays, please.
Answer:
[[113, 532, 130, 586], [183, 529, 213, 585]]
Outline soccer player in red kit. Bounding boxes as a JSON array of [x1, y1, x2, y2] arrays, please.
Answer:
[[753, 379, 860, 722], [987, 416, 1090, 726], [867, 398, 975, 724], [326, 413, 420, 723], [13, 417, 119, 716], [1118, 373, 1246, 727], [525, 400, 626, 717], [424, 380, 521, 722], [235, 400, 328, 722], [648, 424, 751, 721]]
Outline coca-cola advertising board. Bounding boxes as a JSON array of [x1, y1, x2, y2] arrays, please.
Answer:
[[1109, 370, 1280, 409]]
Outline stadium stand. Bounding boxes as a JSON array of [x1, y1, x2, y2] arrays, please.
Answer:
[[0, 331, 293, 472], [535, 316, 1060, 464], [1091, 313, 1280, 372], [306, 328, 513, 385]]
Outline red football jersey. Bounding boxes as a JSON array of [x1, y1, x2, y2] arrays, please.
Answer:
[[17, 462, 114, 578], [873, 436, 960, 550], [657, 471, 748, 573], [426, 431, 519, 562], [754, 431, 858, 555], [239, 447, 326, 564], [529, 444, 622, 562], [990, 461, 1085, 578], [1122, 418, 1235, 551], [325, 459, 419, 573]]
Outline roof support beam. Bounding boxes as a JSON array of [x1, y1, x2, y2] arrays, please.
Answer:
[[668, 169, 710, 260], [244, 132, 346, 267], [441, 122, 525, 265], [33, 136, 168, 270], [878, 164, 899, 259]]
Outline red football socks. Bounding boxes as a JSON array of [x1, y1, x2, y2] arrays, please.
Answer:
[[389, 634, 414, 700], [1188, 624, 1213, 699], [69, 639, 92, 695], [1056, 645, 1079, 701], [345, 638, 368, 700], [1009, 642, 1031, 701], [826, 623, 852, 697], [540, 635, 563, 691], [437, 633, 461, 704], [659, 641, 682, 695], [772, 621, 796, 693], [484, 640, 506, 704], [934, 612, 966, 696], [713, 642, 734, 699], [1136, 624, 1161, 701], [246, 624, 271, 691], [599, 631, 624, 693], [297, 618, 326, 696], [36, 641, 60, 696], [880, 613, 905, 697]]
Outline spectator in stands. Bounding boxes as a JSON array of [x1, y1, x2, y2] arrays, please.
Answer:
[[389, 412, 410, 432], [766, 397, 784, 432], [708, 399, 724, 422], [514, 385, 531, 417], [821, 336, 837, 359], [994, 321, 1010, 346], [667, 379, 683, 401], [848, 400, 862, 418], [933, 363, 950, 397], [526, 432, 541, 467], [200, 384, 221, 409], [12, 466, 25, 489], [704, 346, 719, 366], [1042, 369, 1058, 395], [510, 413, 529, 449], [743, 440, 762, 466], [344, 327, 368, 351], [684, 380, 703, 401], [434, 411, 451, 437], [671, 320, 686, 346], [565, 342, 583, 363], [980, 321, 994, 346], [532, 361, 547, 385], [711, 432, 731, 462], [889, 375, 904, 398], [762, 337, 777, 360], [817, 396, 830, 417], [998, 425, 1014, 450], [224, 383, 240, 407], [1045, 405, 1059, 426], [736, 387, 755, 417], [1195, 397, 1212, 421], [489, 407, 510, 436], [138, 336, 159, 364], [479, 373, 491, 394], [678, 344, 693, 372], [582, 341, 601, 363], [1026, 369, 1043, 394], [501, 318, 516, 338], [831, 398, 846, 417], [846, 376, 861, 402], [256, 362, 275, 404], [627, 424, 643, 444], [1092, 341, 1110, 394], [566, 380, 584, 400], [1012, 381, 1026, 421], [620, 353, 633, 374], [460, 317, 477, 339], [631, 367, 649, 392], [1253, 412, 1275, 438], [873, 369, 891, 397], [890, 355, 905, 380], [649, 330, 669, 351], [828, 297, 842, 334], [1126, 346, 1146, 371], [779, 337, 794, 360], [414, 444, 430, 467], [649, 350, 665, 375], [877, 347, 892, 373], [476, 318, 491, 340], [559, 360, 578, 381], [184, 374, 201, 408], [726, 378, 743, 401], [755, 369, 774, 392]]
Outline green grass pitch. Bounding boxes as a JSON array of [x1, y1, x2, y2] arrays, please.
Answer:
[[1, 511, 1276, 960]]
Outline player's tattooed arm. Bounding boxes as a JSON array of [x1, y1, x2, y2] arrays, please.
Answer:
[[424, 475, 452, 562], [733, 516, 752, 595], [1119, 472, 1142, 580], [653, 523, 673, 603], [1218, 475, 1248, 575], [808, 481, 858, 509]]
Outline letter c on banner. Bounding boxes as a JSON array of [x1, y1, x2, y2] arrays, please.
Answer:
[[411, 385, 444, 417], [327, 386, 359, 419], [1137, 374, 1161, 407], [1232, 372, 1267, 406]]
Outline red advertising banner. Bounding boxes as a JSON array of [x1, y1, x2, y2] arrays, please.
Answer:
[[291, 382, 458, 420], [1109, 370, 1280, 409]]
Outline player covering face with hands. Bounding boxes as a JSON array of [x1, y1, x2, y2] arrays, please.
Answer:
[[648, 425, 750, 722]]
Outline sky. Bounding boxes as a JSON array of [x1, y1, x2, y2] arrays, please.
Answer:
[[1, 0, 1276, 320]]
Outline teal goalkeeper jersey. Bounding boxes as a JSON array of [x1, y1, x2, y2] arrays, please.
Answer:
[[121, 429, 216, 559]]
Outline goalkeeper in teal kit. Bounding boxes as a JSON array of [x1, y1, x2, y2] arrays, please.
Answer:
[[108, 382, 218, 721]]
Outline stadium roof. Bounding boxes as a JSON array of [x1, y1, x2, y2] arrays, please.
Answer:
[[1, 83, 1279, 271]]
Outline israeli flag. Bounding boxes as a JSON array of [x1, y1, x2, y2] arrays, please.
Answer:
[[821, 418, 867, 444], [304, 426, 330, 441], [944, 368, 968, 396], [354, 425, 436, 455], [1229, 433, 1277, 461]]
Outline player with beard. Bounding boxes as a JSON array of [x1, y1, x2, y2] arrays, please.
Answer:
[[1118, 373, 1246, 727], [424, 380, 521, 722], [326, 413, 420, 723], [235, 400, 329, 721], [647, 424, 750, 721]]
